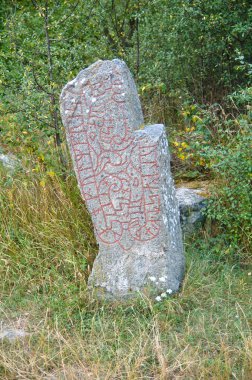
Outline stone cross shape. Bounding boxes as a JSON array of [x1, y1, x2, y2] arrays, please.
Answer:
[[60, 59, 184, 299]]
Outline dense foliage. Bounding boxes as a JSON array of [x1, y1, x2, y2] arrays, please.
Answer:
[[0, 0, 251, 259]]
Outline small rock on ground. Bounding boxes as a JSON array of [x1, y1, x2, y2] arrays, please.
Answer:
[[175, 187, 208, 234]]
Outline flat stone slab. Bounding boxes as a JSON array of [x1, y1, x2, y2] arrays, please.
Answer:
[[0, 152, 19, 171], [0, 328, 29, 341], [60, 59, 184, 299]]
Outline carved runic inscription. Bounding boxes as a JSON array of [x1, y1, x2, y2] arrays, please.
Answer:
[[61, 61, 161, 251], [60, 59, 184, 298]]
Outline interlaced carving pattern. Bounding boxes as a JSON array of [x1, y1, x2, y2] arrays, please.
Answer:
[[63, 67, 161, 251]]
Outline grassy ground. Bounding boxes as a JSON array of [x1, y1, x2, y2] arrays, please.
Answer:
[[0, 167, 251, 379]]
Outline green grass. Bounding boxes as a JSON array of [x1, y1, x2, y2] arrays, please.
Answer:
[[0, 167, 251, 379]]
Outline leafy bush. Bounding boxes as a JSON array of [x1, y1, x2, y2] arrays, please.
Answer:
[[205, 119, 251, 262], [168, 88, 251, 262]]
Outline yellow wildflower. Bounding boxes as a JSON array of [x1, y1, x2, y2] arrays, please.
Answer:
[[192, 115, 202, 123], [181, 142, 189, 149], [199, 158, 205, 166], [40, 180, 46, 188], [47, 171, 55, 178]]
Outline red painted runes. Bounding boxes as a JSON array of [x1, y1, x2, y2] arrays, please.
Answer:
[[62, 65, 161, 251]]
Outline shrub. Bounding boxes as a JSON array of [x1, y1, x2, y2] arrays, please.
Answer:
[[205, 117, 251, 263]]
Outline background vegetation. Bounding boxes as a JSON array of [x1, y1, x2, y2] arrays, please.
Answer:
[[0, 1, 251, 378]]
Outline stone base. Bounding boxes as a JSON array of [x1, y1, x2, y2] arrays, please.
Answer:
[[88, 245, 184, 299]]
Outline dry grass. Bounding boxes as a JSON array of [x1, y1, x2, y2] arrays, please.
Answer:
[[0, 167, 251, 379]]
